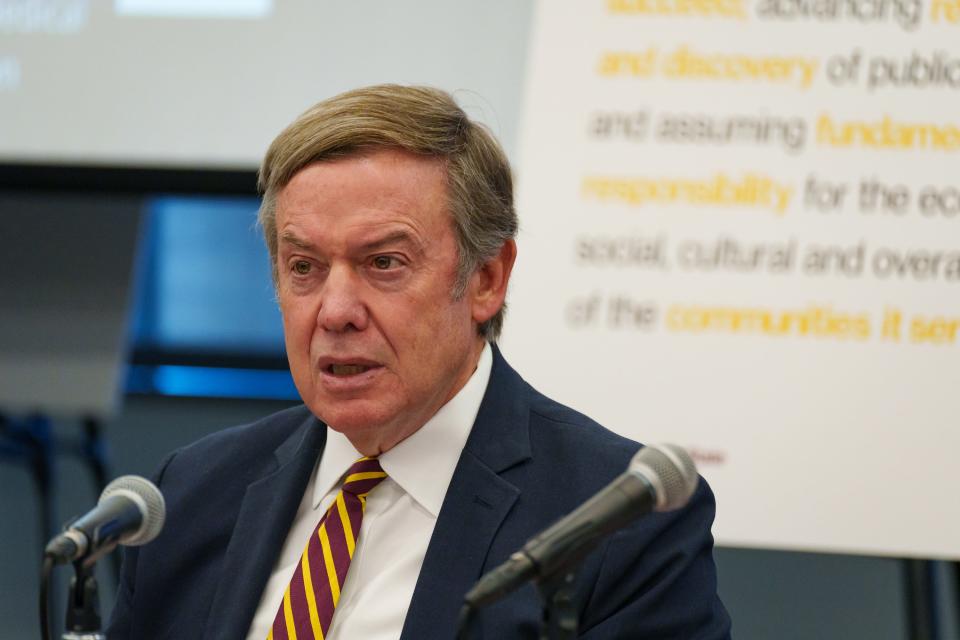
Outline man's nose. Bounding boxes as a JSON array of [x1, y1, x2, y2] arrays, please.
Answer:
[[316, 264, 368, 333]]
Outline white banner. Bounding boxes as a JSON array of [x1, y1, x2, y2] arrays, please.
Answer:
[[503, 0, 960, 558]]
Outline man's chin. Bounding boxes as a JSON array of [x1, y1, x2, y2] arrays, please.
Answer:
[[308, 401, 403, 450], [299, 383, 384, 424]]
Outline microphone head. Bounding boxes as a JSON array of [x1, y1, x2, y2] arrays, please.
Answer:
[[629, 444, 699, 512], [99, 475, 166, 546]]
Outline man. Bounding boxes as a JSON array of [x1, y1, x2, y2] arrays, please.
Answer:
[[108, 85, 731, 639]]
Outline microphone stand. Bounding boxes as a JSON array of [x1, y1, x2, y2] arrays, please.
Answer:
[[62, 561, 105, 640], [457, 560, 584, 640], [536, 564, 582, 640]]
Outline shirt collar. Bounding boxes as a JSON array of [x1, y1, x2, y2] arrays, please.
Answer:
[[313, 342, 493, 517]]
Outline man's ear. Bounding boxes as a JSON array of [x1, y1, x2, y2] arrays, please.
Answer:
[[470, 239, 517, 325]]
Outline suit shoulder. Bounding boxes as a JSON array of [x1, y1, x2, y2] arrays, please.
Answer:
[[158, 404, 316, 480], [175, 403, 313, 455], [485, 348, 642, 472], [526, 384, 642, 463]]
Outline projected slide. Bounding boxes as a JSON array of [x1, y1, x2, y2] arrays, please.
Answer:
[[504, 0, 960, 557], [0, 0, 531, 167]]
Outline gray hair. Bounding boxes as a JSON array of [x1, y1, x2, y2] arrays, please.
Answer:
[[257, 84, 518, 340]]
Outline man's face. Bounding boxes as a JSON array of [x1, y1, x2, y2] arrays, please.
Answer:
[[274, 149, 486, 454]]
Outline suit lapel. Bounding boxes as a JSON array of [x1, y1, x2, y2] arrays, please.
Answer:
[[401, 346, 533, 639], [204, 415, 327, 640]]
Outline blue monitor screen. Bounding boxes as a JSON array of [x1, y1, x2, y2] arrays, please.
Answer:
[[131, 195, 285, 358], [128, 195, 298, 399]]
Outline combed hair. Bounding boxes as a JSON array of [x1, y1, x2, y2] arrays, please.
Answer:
[[257, 84, 518, 340]]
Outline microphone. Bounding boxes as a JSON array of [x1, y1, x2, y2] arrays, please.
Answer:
[[44, 475, 166, 565], [464, 443, 698, 608]]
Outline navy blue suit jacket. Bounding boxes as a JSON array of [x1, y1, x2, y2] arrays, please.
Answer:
[[108, 349, 731, 638]]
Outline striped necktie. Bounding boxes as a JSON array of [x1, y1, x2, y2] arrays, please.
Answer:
[[269, 456, 387, 640]]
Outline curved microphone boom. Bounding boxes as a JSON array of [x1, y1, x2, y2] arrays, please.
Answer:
[[463, 443, 698, 608], [44, 475, 166, 565]]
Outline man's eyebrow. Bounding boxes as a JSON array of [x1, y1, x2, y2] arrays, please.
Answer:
[[279, 231, 315, 251], [360, 230, 424, 254], [279, 229, 426, 254]]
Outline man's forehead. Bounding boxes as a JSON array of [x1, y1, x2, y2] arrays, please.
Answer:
[[274, 152, 454, 249], [277, 154, 448, 211]]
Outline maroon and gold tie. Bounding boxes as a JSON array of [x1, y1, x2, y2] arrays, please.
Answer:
[[269, 456, 387, 640]]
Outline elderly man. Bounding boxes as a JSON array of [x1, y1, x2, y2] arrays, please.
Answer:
[[108, 85, 731, 639]]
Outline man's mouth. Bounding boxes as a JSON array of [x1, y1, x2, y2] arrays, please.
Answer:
[[327, 364, 374, 376]]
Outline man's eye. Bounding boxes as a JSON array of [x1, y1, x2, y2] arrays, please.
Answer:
[[292, 260, 312, 275], [371, 255, 398, 270]]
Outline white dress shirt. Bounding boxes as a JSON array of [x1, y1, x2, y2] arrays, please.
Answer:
[[246, 343, 492, 640]]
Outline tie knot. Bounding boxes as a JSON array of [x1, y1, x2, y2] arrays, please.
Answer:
[[341, 456, 387, 497]]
